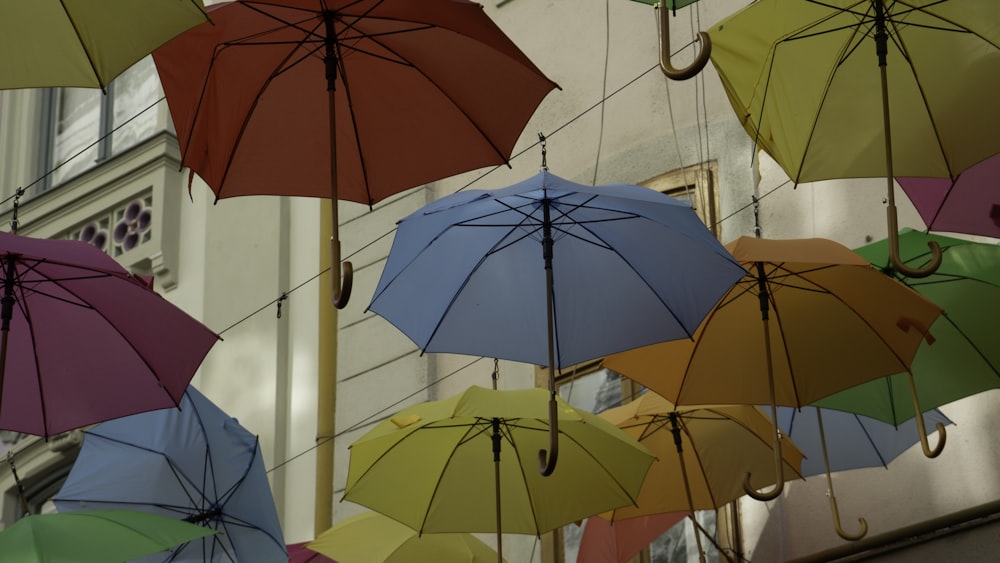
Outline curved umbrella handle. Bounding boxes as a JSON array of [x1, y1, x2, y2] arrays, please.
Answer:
[[657, 0, 711, 81], [907, 371, 946, 458], [742, 403, 785, 502], [329, 237, 353, 309], [538, 394, 559, 476], [743, 468, 783, 502], [830, 494, 868, 541], [816, 408, 868, 540], [886, 206, 942, 278]]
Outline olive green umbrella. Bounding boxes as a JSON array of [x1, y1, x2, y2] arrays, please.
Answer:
[[0, 1, 209, 90], [343, 386, 655, 563], [0, 509, 215, 562], [813, 229, 1000, 458], [708, 0, 1000, 278], [309, 512, 503, 563]]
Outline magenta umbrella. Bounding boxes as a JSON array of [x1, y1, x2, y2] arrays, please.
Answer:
[[0, 230, 220, 437], [288, 542, 336, 563], [898, 153, 1000, 239]]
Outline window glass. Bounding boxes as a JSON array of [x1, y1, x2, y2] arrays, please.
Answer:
[[51, 88, 101, 185], [47, 57, 161, 188]]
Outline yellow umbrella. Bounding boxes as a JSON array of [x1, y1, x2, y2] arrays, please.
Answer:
[[308, 512, 502, 563], [603, 237, 942, 502], [597, 392, 804, 562], [707, 0, 1000, 277], [343, 386, 655, 563], [0, 1, 209, 90]]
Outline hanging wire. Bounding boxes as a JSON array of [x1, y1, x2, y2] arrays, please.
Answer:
[[275, 292, 288, 319], [6, 450, 30, 516], [9, 187, 23, 234]]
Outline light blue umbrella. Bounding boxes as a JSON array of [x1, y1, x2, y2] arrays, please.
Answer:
[[776, 406, 953, 541], [54, 386, 286, 563], [368, 168, 746, 475]]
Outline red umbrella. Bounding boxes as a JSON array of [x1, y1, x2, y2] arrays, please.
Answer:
[[0, 230, 220, 437], [577, 512, 688, 563], [898, 153, 1000, 239], [152, 0, 558, 307]]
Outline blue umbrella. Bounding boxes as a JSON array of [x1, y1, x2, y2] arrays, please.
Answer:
[[54, 386, 286, 563], [776, 406, 953, 541], [368, 168, 746, 475]]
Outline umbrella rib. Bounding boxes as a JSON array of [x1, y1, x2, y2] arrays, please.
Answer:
[[498, 417, 547, 535], [853, 413, 891, 468], [417, 421, 489, 533], [12, 281, 49, 437]]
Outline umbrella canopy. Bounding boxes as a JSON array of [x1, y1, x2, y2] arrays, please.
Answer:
[[812, 230, 1000, 454], [367, 169, 745, 475], [577, 512, 688, 563], [0, 0, 209, 90], [153, 0, 558, 307], [54, 386, 286, 563], [309, 511, 502, 563], [598, 392, 804, 521], [343, 386, 655, 563], [0, 509, 216, 563], [898, 154, 1000, 239], [775, 405, 953, 539], [708, 0, 1000, 277], [368, 169, 745, 369], [778, 406, 953, 478], [603, 236, 943, 501], [0, 231, 219, 438], [288, 542, 337, 563]]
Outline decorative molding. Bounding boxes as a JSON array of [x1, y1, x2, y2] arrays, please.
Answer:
[[4, 132, 184, 291]]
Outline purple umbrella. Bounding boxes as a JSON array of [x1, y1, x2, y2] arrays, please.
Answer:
[[0, 230, 220, 437], [898, 153, 1000, 239]]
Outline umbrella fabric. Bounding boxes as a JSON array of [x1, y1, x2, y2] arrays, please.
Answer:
[[776, 406, 953, 477], [343, 386, 655, 536], [898, 154, 1000, 239], [288, 542, 337, 563], [708, 0, 1000, 184], [308, 511, 502, 563], [54, 386, 286, 563], [0, 1, 209, 90], [367, 169, 747, 369], [813, 230, 1000, 424], [0, 231, 220, 438], [577, 512, 688, 563], [597, 392, 805, 521], [0, 509, 216, 563], [152, 0, 558, 206], [602, 236, 944, 408]]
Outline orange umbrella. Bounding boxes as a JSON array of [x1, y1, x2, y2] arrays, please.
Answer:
[[604, 237, 942, 503]]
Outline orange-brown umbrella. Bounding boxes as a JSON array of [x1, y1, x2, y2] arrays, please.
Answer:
[[153, 0, 558, 307], [603, 237, 942, 504]]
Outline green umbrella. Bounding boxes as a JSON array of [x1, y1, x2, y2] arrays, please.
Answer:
[[628, 0, 711, 80], [814, 229, 1000, 458], [0, 509, 216, 562]]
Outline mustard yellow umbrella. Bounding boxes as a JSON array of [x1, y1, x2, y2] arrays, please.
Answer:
[[707, 0, 1000, 277], [0, 1, 209, 90], [603, 237, 942, 502], [597, 392, 804, 562], [343, 386, 655, 563], [309, 512, 502, 563]]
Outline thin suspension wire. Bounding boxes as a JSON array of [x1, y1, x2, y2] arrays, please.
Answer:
[[265, 356, 485, 473]]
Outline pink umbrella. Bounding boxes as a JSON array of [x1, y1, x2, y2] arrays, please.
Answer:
[[0, 230, 220, 437], [288, 541, 337, 563], [898, 153, 1000, 239], [577, 512, 688, 563]]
